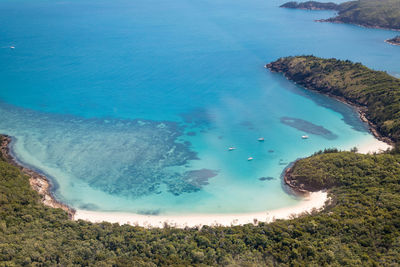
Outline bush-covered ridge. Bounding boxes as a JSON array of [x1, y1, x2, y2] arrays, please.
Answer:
[[267, 55, 400, 143], [2, 136, 400, 265], [329, 0, 400, 30], [280, 1, 338, 10], [281, 0, 400, 30]]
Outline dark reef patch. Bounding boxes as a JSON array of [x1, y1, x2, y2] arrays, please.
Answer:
[[259, 177, 275, 181], [180, 108, 215, 130], [280, 117, 338, 140], [165, 169, 218, 196], [137, 209, 161, 216], [273, 75, 368, 133], [187, 131, 196, 136], [185, 169, 218, 187], [79, 203, 100, 210]]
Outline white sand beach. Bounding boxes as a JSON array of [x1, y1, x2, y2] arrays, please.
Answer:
[[73, 136, 392, 229], [357, 138, 392, 154], [74, 191, 328, 228]]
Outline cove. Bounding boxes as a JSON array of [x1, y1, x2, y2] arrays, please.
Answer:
[[0, 0, 398, 215]]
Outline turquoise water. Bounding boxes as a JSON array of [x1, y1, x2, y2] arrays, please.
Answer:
[[0, 0, 399, 215]]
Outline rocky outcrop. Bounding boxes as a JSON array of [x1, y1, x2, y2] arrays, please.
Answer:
[[386, 36, 400, 46]]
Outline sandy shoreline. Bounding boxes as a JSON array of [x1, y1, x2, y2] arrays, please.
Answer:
[[74, 191, 328, 228], [71, 132, 391, 228], [0, 112, 392, 228], [0, 131, 391, 228], [356, 138, 392, 154]]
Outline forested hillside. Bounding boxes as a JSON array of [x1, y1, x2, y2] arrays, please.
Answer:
[[330, 0, 400, 30], [281, 0, 400, 30]]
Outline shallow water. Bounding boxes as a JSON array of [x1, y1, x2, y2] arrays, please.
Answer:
[[0, 0, 399, 214]]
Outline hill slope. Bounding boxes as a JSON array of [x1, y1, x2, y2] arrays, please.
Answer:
[[281, 0, 400, 30]]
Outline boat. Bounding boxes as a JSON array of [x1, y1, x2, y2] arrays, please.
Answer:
[[228, 147, 236, 151], [257, 137, 265, 142], [302, 135, 309, 139], [10, 46, 15, 49], [247, 157, 254, 161]]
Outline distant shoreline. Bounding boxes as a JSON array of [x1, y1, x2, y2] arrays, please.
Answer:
[[279, 1, 400, 31], [316, 19, 400, 33]]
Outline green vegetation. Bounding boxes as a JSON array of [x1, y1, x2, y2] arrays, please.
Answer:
[[267, 56, 400, 143], [331, 0, 400, 30], [1, 140, 400, 265], [281, 0, 400, 30], [280, 1, 338, 10]]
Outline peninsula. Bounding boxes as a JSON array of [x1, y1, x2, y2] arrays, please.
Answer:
[[267, 55, 400, 143], [281, 0, 400, 31]]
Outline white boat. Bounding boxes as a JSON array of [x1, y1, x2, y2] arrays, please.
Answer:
[[228, 147, 236, 151], [302, 135, 309, 139], [10, 46, 15, 49], [257, 137, 265, 142], [247, 157, 254, 161]]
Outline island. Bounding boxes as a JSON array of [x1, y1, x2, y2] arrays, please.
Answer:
[[386, 35, 400, 46], [281, 0, 400, 31], [280, 1, 338, 10]]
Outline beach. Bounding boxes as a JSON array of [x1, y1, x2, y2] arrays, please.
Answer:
[[74, 191, 328, 228], [357, 137, 392, 154], [1, 131, 391, 228], [65, 136, 394, 228]]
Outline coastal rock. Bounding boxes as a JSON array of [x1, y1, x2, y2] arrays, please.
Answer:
[[386, 36, 400, 46]]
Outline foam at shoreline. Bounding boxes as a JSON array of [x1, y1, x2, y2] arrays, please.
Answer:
[[74, 191, 328, 228]]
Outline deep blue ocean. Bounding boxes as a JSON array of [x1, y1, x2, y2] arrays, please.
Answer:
[[0, 0, 399, 214]]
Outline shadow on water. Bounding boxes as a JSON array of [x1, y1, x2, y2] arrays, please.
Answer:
[[280, 117, 338, 140], [272, 73, 369, 133]]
